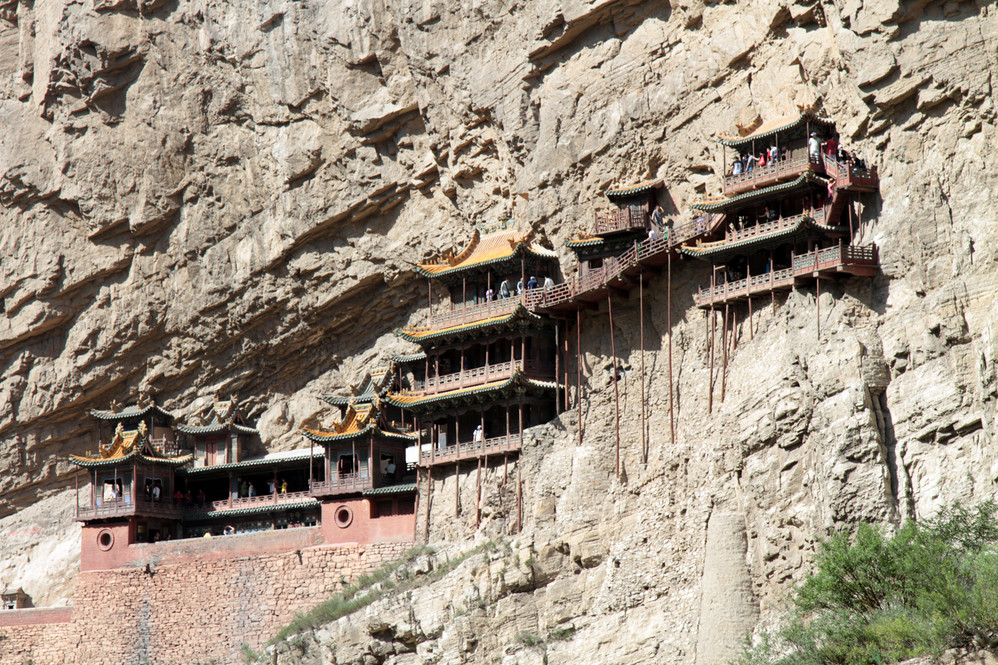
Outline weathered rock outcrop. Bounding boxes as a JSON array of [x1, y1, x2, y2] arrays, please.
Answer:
[[1, 0, 996, 662]]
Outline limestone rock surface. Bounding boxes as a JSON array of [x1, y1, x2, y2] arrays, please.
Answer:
[[1, 0, 997, 662]]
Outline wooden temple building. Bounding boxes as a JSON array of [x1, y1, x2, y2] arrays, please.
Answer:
[[302, 391, 417, 544], [71, 394, 418, 570], [682, 108, 879, 310], [70, 417, 194, 569], [387, 222, 563, 529]]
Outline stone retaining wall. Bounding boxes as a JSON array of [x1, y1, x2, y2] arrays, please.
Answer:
[[0, 538, 410, 665]]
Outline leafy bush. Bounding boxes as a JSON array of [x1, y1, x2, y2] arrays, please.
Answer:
[[741, 502, 998, 665]]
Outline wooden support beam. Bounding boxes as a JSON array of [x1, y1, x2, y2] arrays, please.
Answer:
[[424, 467, 432, 542], [640, 274, 646, 463], [608, 290, 621, 479], [577, 309, 583, 446], [668, 242, 675, 446], [721, 303, 728, 404]]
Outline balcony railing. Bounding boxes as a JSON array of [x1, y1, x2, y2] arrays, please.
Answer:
[[823, 155, 878, 190], [419, 296, 523, 331], [724, 154, 822, 195], [308, 473, 372, 497], [726, 213, 807, 244], [413, 358, 554, 394], [694, 244, 878, 306], [204, 490, 313, 513], [593, 208, 648, 235], [419, 433, 523, 464], [76, 497, 185, 521]]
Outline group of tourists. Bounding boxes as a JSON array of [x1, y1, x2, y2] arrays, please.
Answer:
[[484, 275, 555, 302], [731, 144, 793, 176], [730, 133, 867, 177]]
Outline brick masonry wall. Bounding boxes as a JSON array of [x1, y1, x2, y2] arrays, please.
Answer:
[[1, 538, 411, 665]]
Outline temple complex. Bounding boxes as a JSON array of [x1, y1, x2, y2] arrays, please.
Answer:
[[71, 393, 417, 571]]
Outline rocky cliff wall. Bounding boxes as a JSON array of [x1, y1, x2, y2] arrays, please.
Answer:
[[1, 0, 996, 662]]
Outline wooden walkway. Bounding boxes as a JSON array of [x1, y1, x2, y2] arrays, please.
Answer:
[[525, 213, 725, 312], [419, 433, 523, 466], [694, 243, 878, 307]]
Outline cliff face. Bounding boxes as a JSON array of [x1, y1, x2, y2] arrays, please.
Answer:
[[1, 0, 996, 662]]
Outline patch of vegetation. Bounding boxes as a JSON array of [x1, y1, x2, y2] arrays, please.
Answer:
[[738, 502, 998, 665], [239, 642, 259, 664], [270, 541, 497, 644], [515, 624, 578, 650]]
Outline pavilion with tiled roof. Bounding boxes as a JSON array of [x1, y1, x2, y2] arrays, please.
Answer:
[[175, 397, 259, 468], [70, 421, 192, 537], [88, 395, 177, 455], [687, 109, 878, 313], [414, 222, 557, 284], [302, 400, 415, 498], [566, 176, 664, 282]]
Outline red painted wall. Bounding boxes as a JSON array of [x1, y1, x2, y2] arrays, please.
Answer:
[[80, 522, 134, 572], [321, 498, 415, 545], [81, 524, 326, 571], [0, 607, 73, 627]]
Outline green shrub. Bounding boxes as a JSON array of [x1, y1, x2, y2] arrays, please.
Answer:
[[742, 502, 998, 665]]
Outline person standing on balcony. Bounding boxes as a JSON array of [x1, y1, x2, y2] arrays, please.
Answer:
[[824, 135, 838, 159], [745, 153, 757, 173], [651, 205, 664, 230], [543, 276, 554, 290], [527, 275, 538, 290], [732, 157, 743, 176], [473, 424, 484, 443], [485, 287, 494, 302], [499, 279, 510, 299], [809, 132, 821, 161], [516, 279, 524, 295]]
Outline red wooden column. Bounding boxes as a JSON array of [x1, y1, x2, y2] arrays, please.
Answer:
[[554, 322, 560, 411], [563, 321, 570, 411], [668, 238, 675, 446], [424, 467, 432, 542], [639, 273, 646, 461], [414, 468, 421, 543], [708, 268, 716, 414], [577, 309, 583, 446], [608, 290, 620, 479]]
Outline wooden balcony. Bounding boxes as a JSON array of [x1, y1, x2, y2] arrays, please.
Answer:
[[76, 497, 185, 521], [198, 490, 313, 514], [422, 297, 523, 331], [726, 213, 808, 243], [308, 473, 373, 498], [413, 359, 554, 394], [724, 154, 823, 196], [419, 433, 523, 466], [593, 208, 647, 236], [694, 244, 878, 307], [823, 155, 878, 192]]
